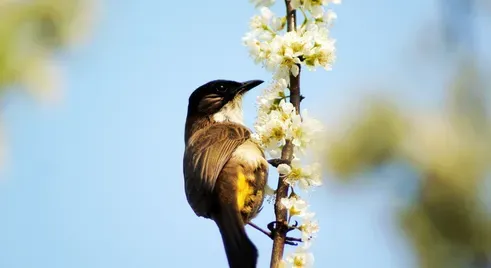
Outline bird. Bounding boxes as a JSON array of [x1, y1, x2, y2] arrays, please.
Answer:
[[182, 79, 269, 268]]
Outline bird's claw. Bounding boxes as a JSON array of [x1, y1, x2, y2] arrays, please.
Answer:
[[267, 220, 298, 233], [266, 221, 302, 246], [289, 220, 299, 232]]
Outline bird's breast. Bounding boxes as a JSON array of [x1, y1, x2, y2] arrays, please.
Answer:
[[231, 141, 267, 168], [228, 140, 268, 222]]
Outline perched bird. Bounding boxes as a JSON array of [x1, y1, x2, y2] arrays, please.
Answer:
[[183, 79, 268, 268]]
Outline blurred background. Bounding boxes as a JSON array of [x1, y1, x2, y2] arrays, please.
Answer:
[[0, 0, 490, 267]]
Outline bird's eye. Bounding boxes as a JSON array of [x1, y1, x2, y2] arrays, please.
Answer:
[[216, 85, 226, 93]]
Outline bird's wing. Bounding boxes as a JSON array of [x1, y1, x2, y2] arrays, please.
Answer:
[[183, 122, 251, 216]]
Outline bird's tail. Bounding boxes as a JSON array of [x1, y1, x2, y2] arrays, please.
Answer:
[[213, 205, 258, 268]]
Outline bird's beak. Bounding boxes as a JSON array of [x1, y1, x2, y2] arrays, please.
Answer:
[[235, 80, 264, 95]]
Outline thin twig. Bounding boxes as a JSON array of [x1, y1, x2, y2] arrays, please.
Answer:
[[269, 0, 301, 267], [248, 222, 272, 238]]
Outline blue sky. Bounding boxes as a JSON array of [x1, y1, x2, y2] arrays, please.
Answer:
[[0, 0, 488, 267]]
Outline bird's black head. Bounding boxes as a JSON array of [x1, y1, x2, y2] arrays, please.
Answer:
[[187, 79, 264, 116]]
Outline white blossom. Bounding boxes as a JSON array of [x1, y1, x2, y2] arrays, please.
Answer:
[[292, 0, 341, 11], [277, 163, 292, 175], [243, 2, 336, 75], [244, 0, 340, 263], [282, 158, 322, 189], [281, 196, 308, 217], [285, 246, 315, 268], [250, 0, 276, 8], [310, 5, 324, 18], [298, 212, 320, 243], [297, 162, 322, 189], [286, 110, 324, 153], [316, 9, 338, 27]]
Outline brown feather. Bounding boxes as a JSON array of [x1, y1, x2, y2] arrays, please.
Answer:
[[183, 122, 251, 217]]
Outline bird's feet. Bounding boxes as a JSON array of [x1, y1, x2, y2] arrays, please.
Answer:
[[267, 159, 291, 168], [267, 220, 297, 233], [248, 221, 302, 246]]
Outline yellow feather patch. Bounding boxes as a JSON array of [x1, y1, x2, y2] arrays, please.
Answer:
[[236, 170, 254, 211]]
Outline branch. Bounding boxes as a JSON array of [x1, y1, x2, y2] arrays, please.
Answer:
[[269, 0, 301, 267]]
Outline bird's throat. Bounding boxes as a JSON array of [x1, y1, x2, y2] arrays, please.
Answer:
[[212, 96, 244, 125]]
